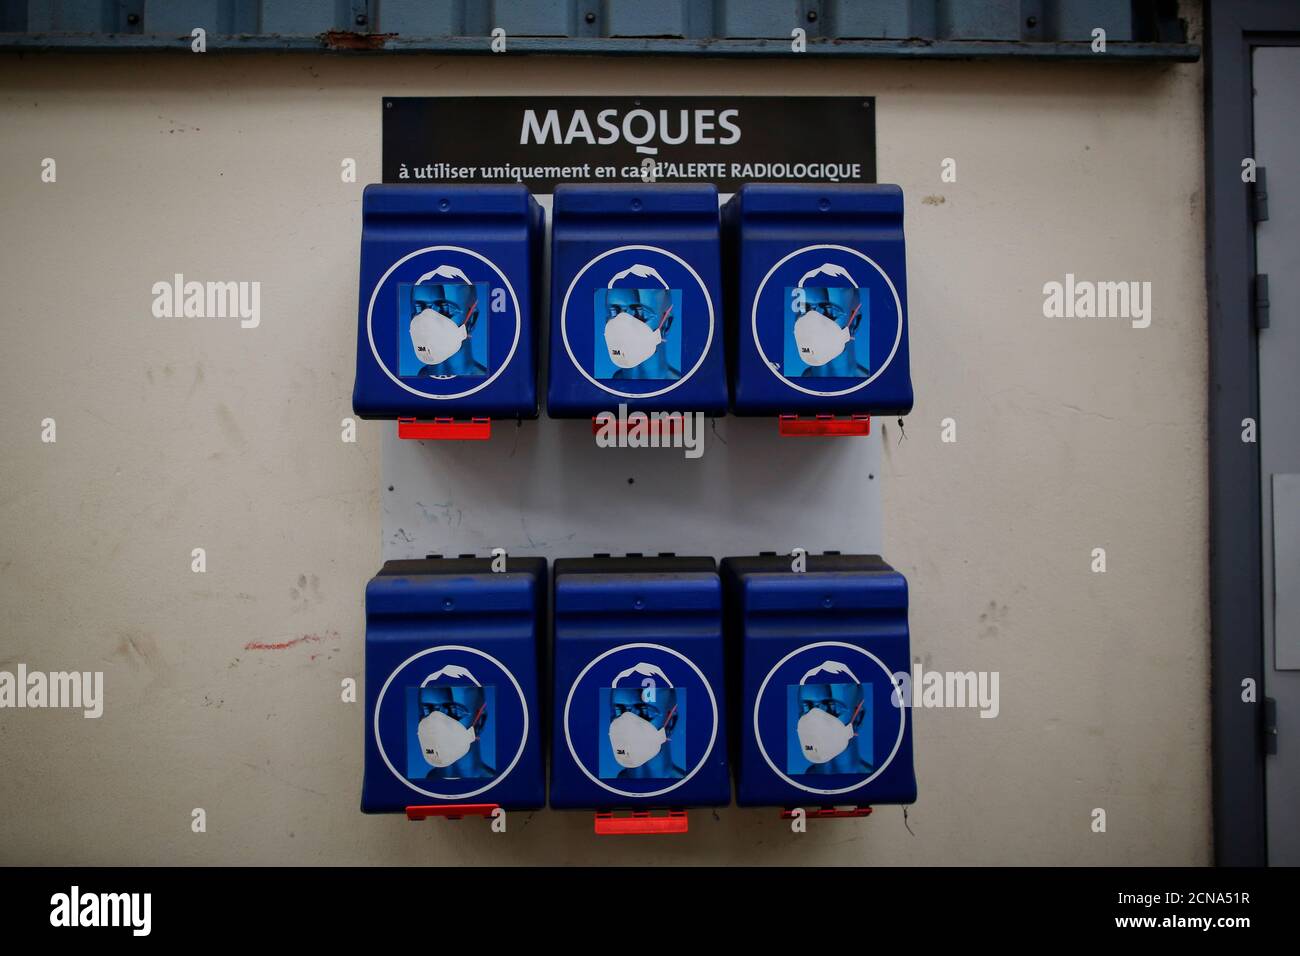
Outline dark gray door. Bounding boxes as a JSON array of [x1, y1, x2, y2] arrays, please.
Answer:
[[1254, 45, 1300, 865]]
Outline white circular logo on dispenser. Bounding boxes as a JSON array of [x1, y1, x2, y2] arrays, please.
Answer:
[[751, 244, 903, 397], [562, 642, 718, 799], [560, 245, 715, 400], [752, 641, 906, 796], [366, 245, 522, 401], [374, 645, 529, 800]]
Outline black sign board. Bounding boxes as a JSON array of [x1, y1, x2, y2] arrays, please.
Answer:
[[382, 96, 875, 192]]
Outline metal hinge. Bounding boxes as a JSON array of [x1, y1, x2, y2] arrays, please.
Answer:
[[1255, 274, 1270, 330], [1251, 166, 1269, 223], [1263, 696, 1278, 755]]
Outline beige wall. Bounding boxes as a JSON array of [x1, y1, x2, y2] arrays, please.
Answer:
[[0, 39, 1208, 864]]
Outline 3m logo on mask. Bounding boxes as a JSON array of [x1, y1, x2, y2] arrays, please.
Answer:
[[609, 709, 668, 769], [787, 263, 867, 373], [606, 310, 662, 368], [412, 312, 467, 365], [418, 704, 480, 768]]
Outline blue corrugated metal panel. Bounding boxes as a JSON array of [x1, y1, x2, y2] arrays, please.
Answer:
[[828, 0, 916, 40], [260, 0, 340, 35], [376, 0, 459, 36], [0, 34, 1201, 60], [606, 0, 687, 39], [490, 0, 573, 38], [937, 0, 1020, 40], [26, 0, 107, 32], [717, 0, 793, 39], [0, 0, 1199, 59], [146, 0, 222, 35], [1050, 0, 1133, 42]]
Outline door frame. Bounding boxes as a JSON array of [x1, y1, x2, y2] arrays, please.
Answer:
[[1205, 0, 1300, 866]]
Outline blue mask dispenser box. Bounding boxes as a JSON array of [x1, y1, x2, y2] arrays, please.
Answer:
[[721, 554, 916, 808], [352, 184, 543, 421], [549, 556, 730, 810], [362, 557, 547, 813], [548, 184, 728, 418], [722, 184, 913, 416]]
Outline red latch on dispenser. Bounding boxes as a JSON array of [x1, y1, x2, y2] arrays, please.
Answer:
[[406, 804, 499, 821], [594, 809, 689, 835], [591, 413, 686, 438], [779, 806, 874, 820], [397, 417, 492, 440], [778, 414, 871, 437]]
